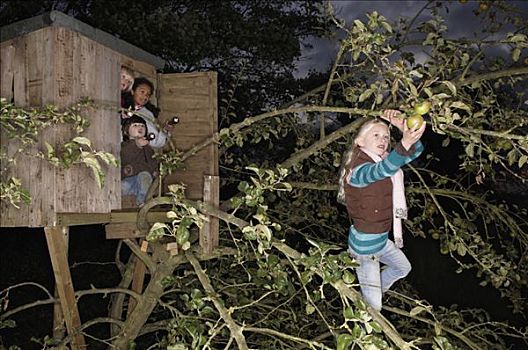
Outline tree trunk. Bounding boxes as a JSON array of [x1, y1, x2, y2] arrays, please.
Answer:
[[111, 243, 184, 349]]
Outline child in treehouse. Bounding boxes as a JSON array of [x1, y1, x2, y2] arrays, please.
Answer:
[[121, 115, 159, 206], [337, 109, 426, 311], [120, 67, 134, 108], [121, 77, 174, 149]]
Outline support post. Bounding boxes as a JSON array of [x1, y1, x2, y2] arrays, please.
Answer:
[[200, 175, 219, 254], [44, 226, 86, 349], [127, 240, 149, 316], [52, 226, 69, 340]]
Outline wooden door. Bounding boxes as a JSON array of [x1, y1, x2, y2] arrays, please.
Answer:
[[157, 72, 218, 200]]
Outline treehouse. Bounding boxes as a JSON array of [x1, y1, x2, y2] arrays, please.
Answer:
[[1, 11, 219, 348]]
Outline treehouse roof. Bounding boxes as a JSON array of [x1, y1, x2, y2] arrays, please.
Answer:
[[0, 10, 165, 69]]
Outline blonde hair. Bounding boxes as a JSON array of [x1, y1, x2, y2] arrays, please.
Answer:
[[336, 118, 389, 204], [120, 67, 134, 92]]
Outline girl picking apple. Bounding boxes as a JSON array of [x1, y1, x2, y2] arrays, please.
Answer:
[[337, 109, 426, 311]]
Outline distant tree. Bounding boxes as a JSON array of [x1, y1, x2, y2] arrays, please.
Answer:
[[0, 0, 332, 119]]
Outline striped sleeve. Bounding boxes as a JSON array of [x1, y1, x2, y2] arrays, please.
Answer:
[[348, 141, 423, 188]]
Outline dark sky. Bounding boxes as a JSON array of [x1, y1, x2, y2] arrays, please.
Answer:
[[295, 0, 528, 77]]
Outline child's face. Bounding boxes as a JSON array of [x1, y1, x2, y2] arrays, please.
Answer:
[[120, 72, 133, 91], [132, 84, 152, 107], [357, 123, 390, 156], [128, 123, 146, 139]]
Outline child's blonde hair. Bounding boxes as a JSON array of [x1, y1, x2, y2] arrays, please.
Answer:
[[336, 118, 389, 204], [120, 67, 134, 92]]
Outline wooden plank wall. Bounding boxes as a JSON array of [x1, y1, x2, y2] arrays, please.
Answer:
[[157, 72, 218, 200], [52, 27, 121, 215], [0, 26, 123, 227], [0, 31, 52, 226]]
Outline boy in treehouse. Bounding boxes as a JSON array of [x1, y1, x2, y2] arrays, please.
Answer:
[[121, 115, 159, 206]]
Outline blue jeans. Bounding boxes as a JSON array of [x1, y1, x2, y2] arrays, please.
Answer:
[[122, 171, 153, 205], [348, 240, 411, 311]]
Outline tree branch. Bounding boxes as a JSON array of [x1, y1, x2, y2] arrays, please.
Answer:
[[123, 239, 156, 274], [456, 67, 528, 87], [186, 251, 249, 350], [244, 326, 332, 349]]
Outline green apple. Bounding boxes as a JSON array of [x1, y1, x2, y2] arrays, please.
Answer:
[[406, 114, 424, 129], [413, 101, 431, 115]]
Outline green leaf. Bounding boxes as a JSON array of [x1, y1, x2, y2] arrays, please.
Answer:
[[343, 306, 354, 319], [353, 19, 365, 30], [508, 33, 527, 42], [336, 334, 354, 350], [512, 48, 521, 62], [176, 225, 190, 245], [369, 321, 382, 333], [442, 81, 457, 96], [457, 243, 467, 256], [72, 136, 91, 147], [450, 101, 471, 112], [409, 83, 418, 97], [97, 151, 118, 166], [342, 270, 355, 284], [167, 211, 178, 219], [82, 156, 104, 188], [147, 222, 167, 241], [381, 21, 392, 33], [519, 155, 527, 168], [465, 143, 474, 158], [358, 89, 373, 102], [44, 142, 54, 158]]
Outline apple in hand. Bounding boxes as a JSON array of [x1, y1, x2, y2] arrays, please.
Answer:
[[406, 114, 424, 129]]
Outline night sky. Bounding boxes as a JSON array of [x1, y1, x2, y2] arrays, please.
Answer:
[[295, 0, 528, 77]]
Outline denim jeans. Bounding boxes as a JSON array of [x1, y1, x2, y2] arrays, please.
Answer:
[[122, 171, 153, 205], [348, 239, 411, 311]]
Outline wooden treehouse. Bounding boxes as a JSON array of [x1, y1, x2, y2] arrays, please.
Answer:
[[0, 11, 219, 347]]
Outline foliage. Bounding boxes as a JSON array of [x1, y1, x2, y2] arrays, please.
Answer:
[[0, 98, 118, 207], [146, 184, 207, 250]]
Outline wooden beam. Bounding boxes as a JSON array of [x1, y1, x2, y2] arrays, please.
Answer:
[[127, 240, 149, 316], [55, 210, 171, 227], [105, 223, 142, 240], [111, 211, 170, 223], [200, 175, 219, 254], [52, 227, 68, 341], [56, 212, 111, 226], [44, 226, 86, 349]]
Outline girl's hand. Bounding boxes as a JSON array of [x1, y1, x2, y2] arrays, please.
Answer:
[[121, 110, 132, 120], [380, 109, 405, 132], [163, 121, 174, 132], [401, 120, 426, 150]]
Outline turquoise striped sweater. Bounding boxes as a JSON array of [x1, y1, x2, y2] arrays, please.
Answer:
[[347, 141, 423, 254]]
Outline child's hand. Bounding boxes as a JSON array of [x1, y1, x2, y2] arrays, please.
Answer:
[[163, 121, 174, 132], [380, 109, 405, 132], [135, 138, 149, 147], [395, 237, 404, 248], [401, 119, 426, 150], [121, 110, 132, 120], [123, 165, 133, 177]]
